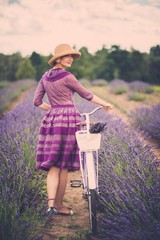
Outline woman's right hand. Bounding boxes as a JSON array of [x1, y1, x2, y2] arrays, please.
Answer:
[[102, 103, 113, 111]]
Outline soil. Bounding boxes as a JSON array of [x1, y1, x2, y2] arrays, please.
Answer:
[[36, 171, 92, 240], [8, 86, 160, 240]]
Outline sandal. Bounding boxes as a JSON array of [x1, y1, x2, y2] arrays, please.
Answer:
[[46, 198, 55, 215], [53, 206, 74, 216], [47, 198, 55, 203], [46, 207, 55, 220]]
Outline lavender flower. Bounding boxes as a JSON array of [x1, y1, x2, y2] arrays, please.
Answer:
[[128, 81, 153, 94], [108, 79, 128, 94], [130, 104, 160, 142], [76, 95, 160, 239], [0, 79, 36, 115], [0, 87, 45, 240]]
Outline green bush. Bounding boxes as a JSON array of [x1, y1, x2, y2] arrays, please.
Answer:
[[112, 86, 128, 95], [128, 92, 146, 101]]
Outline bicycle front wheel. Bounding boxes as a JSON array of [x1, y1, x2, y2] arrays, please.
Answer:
[[88, 189, 97, 235]]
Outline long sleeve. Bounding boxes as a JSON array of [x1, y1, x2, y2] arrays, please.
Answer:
[[33, 79, 45, 107], [66, 74, 93, 100]]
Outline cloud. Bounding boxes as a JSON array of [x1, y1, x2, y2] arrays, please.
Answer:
[[148, 0, 160, 7], [0, 0, 160, 55]]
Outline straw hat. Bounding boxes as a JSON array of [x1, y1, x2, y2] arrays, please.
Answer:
[[48, 43, 81, 66]]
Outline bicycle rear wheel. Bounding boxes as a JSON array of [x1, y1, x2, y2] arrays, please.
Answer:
[[88, 189, 97, 235]]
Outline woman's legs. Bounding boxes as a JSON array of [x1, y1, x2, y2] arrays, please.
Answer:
[[47, 166, 60, 208], [47, 167, 69, 210], [54, 169, 68, 208]]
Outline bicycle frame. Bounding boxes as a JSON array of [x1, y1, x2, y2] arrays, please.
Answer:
[[76, 106, 103, 235], [76, 109, 102, 191], [80, 149, 99, 191]]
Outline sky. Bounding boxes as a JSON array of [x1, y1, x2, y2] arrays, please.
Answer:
[[0, 0, 160, 56]]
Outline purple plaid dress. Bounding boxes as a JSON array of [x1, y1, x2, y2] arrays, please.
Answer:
[[33, 68, 93, 171]]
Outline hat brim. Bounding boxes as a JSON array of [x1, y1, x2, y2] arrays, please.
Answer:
[[48, 50, 81, 66]]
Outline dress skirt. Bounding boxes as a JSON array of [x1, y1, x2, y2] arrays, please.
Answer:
[[36, 104, 81, 171]]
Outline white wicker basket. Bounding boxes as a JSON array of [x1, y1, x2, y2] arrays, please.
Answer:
[[76, 131, 101, 151]]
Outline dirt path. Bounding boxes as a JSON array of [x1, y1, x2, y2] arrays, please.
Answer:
[[38, 171, 93, 240]]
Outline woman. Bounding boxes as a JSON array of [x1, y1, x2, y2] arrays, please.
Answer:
[[33, 43, 112, 216]]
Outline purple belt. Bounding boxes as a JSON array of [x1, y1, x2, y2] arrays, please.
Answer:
[[51, 104, 74, 108]]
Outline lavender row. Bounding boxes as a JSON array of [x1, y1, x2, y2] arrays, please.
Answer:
[[76, 95, 160, 239], [0, 79, 36, 115], [130, 104, 160, 143], [0, 88, 45, 240], [108, 79, 153, 95]]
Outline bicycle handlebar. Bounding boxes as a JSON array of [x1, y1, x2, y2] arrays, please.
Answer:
[[79, 106, 103, 133], [80, 106, 103, 117]]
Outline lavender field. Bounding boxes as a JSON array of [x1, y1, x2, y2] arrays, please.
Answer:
[[0, 84, 160, 239], [77, 96, 160, 240], [130, 104, 160, 143], [0, 88, 45, 240], [0, 79, 36, 115]]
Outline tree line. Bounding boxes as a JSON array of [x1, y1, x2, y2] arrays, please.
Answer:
[[0, 45, 160, 85]]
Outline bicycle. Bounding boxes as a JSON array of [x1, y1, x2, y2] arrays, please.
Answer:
[[73, 106, 105, 235]]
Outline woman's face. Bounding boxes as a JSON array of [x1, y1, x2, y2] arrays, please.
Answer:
[[59, 54, 74, 68]]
